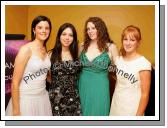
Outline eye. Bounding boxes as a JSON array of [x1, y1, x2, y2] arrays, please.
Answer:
[[92, 27, 96, 30], [45, 27, 50, 30], [37, 26, 42, 29], [62, 33, 66, 36], [87, 28, 90, 31], [131, 39, 136, 41], [69, 34, 73, 37]]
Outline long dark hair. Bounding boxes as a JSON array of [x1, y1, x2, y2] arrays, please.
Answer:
[[51, 23, 78, 63], [83, 17, 113, 52], [31, 15, 52, 48]]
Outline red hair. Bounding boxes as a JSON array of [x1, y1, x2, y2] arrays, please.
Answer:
[[120, 25, 141, 56]]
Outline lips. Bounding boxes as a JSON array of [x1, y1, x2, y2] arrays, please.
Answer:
[[89, 34, 95, 39], [40, 34, 47, 36], [63, 41, 71, 44], [125, 47, 131, 49], [90, 34, 93, 36]]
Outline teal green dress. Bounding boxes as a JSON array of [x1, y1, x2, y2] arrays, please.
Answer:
[[78, 51, 111, 116]]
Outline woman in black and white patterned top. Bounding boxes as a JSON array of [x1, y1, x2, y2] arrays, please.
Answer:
[[47, 23, 82, 116]]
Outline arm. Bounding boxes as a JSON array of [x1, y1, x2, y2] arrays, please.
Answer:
[[11, 46, 30, 116], [46, 70, 51, 84], [46, 51, 52, 84], [136, 70, 151, 116], [108, 43, 119, 64], [78, 42, 84, 57]]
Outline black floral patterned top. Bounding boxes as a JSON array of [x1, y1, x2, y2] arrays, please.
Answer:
[[48, 60, 82, 116]]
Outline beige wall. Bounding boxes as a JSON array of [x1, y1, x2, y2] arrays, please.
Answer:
[[6, 5, 155, 64], [5, 5, 29, 40]]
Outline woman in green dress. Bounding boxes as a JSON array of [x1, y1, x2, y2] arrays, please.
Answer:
[[78, 17, 118, 116]]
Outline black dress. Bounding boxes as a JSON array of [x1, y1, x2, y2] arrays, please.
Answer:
[[48, 60, 82, 116]]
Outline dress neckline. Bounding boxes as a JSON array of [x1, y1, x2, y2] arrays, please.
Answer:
[[121, 55, 143, 63], [31, 54, 49, 62], [83, 51, 107, 62]]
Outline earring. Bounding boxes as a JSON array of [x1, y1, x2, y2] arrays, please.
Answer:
[[34, 32, 36, 36]]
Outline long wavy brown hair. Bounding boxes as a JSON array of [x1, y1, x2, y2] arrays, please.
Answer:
[[120, 25, 141, 56], [83, 17, 113, 52]]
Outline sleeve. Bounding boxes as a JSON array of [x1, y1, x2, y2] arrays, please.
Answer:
[[138, 57, 152, 72], [115, 56, 121, 66]]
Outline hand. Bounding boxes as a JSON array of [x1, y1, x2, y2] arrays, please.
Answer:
[[136, 113, 144, 116], [13, 111, 21, 116]]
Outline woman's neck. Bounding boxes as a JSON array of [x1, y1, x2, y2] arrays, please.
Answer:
[[61, 46, 72, 61], [34, 39, 44, 48], [124, 51, 140, 61], [90, 40, 98, 48], [62, 46, 70, 53], [90, 40, 97, 44]]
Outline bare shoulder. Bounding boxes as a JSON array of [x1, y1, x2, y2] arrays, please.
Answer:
[[47, 49, 52, 54], [17, 43, 31, 59], [107, 43, 117, 51], [79, 42, 84, 48], [106, 43, 119, 63], [79, 42, 84, 55], [47, 49, 53, 58], [106, 43, 118, 55]]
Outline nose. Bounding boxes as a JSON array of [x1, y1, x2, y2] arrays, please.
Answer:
[[89, 28, 93, 33], [65, 35, 70, 40], [42, 28, 46, 33], [126, 39, 131, 45]]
